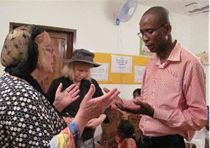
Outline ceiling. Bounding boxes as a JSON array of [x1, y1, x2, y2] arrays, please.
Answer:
[[137, 0, 209, 15]]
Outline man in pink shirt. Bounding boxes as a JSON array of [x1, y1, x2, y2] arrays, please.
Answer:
[[114, 6, 208, 148]]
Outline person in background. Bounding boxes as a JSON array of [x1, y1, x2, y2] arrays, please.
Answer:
[[0, 25, 119, 147], [108, 6, 207, 148], [132, 88, 141, 99], [115, 119, 137, 148], [206, 105, 209, 131], [47, 49, 108, 148], [205, 105, 209, 148]]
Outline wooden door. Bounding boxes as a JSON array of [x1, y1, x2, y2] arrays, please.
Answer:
[[10, 22, 76, 92]]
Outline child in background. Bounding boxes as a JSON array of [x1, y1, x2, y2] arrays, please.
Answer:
[[132, 88, 141, 99], [115, 119, 137, 148]]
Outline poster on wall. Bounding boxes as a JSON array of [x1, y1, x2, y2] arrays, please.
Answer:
[[91, 63, 108, 81], [111, 55, 132, 73], [93, 52, 151, 84], [134, 65, 145, 83]]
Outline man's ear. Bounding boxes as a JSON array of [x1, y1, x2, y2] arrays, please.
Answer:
[[164, 23, 171, 35]]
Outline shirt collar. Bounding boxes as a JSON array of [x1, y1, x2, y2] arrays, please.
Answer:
[[155, 41, 181, 66], [167, 42, 181, 62]]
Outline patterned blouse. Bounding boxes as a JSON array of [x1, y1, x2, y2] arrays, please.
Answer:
[[0, 74, 67, 147]]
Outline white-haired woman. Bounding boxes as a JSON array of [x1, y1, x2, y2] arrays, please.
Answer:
[[47, 49, 109, 147]]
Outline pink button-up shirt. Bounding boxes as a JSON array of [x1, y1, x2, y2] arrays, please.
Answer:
[[124, 42, 207, 141]]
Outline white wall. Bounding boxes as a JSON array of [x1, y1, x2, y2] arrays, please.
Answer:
[[0, 0, 208, 100], [190, 14, 209, 104], [190, 14, 209, 54]]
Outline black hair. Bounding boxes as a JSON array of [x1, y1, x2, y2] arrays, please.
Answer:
[[133, 88, 141, 98], [117, 119, 135, 138]]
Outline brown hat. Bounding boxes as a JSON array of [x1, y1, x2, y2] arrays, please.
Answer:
[[1, 25, 32, 67], [65, 49, 100, 67]]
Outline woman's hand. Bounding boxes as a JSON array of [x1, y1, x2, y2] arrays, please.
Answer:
[[53, 83, 80, 112], [73, 84, 120, 134], [103, 87, 123, 109], [86, 114, 106, 129]]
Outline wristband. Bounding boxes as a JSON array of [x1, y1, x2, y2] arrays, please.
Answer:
[[69, 122, 80, 148]]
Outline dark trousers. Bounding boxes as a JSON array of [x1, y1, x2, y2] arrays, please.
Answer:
[[137, 134, 185, 148]]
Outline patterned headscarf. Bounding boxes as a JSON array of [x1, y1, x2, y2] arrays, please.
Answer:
[[1, 25, 32, 67]]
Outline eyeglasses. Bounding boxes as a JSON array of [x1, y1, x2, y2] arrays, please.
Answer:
[[45, 47, 54, 53], [137, 25, 165, 38], [41, 46, 54, 55]]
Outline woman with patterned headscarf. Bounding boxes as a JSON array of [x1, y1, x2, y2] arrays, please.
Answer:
[[0, 25, 119, 147]]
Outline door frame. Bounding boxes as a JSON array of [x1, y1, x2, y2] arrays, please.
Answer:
[[9, 22, 76, 59]]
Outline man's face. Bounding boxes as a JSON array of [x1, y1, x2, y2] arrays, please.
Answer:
[[139, 13, 168, 53]]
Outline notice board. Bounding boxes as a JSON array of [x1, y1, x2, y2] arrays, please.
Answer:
[[90, 52, 151, 84]]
